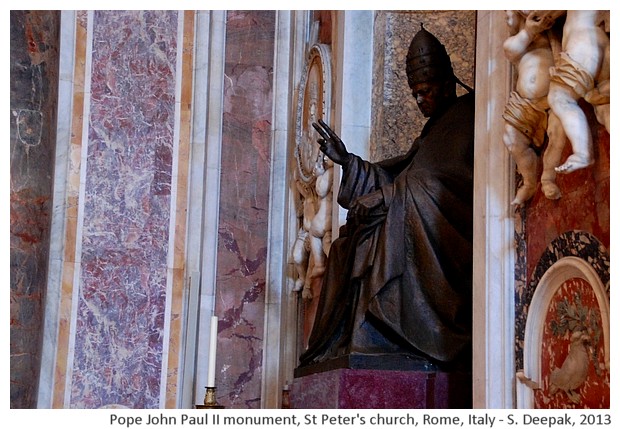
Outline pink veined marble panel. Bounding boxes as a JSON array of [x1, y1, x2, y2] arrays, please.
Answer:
[[214, 10, 275, 409], [71, 10, 178, 409]]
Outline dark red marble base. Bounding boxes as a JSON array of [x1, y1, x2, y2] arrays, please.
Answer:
[[290, 368, 471, 409]]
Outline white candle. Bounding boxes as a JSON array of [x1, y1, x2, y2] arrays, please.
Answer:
[[207, 315, 218, 387]]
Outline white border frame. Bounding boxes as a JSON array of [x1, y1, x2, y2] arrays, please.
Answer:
[[518, 256, 611, 408], [472, 10, 516, 408]]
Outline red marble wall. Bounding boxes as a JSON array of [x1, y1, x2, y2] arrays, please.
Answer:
[[524, 103, 610, 278], [515, 101, 610, 408], [10, 10, 60, 409], [535, 278, 609, 408], [70, 11, 179, 408], [215, 11, 275, 408]]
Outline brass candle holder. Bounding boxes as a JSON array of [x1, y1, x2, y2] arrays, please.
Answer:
[[195, 386, 224, 409]]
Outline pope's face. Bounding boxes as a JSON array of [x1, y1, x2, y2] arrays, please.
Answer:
[[411, 81, 445, 117]]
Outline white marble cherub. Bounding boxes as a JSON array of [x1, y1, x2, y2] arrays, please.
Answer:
[[583, 11, 610, 135], [502, 10, 566, 205], [548, 10, 610, 173], [549, 330, 591, 404], [291, 151, 333, 300]]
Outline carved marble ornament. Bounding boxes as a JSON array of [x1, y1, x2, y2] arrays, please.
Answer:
[[292, 44, 333, 299], [502, 10, 610, 206]]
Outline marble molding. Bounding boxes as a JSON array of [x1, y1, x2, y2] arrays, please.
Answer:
[[47, 10, 90, 409], [164, 10, 195, 408]]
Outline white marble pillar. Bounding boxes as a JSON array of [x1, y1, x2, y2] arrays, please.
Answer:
[[188, 10, 227, 408], [472, 10, 516, 409], [331, 10, 374, 231]]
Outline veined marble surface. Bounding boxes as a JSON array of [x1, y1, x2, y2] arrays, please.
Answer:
[[71, 11, 179, 408]]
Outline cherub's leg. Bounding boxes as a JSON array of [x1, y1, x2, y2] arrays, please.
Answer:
[[503, 123, 539, 205], [548, 84, 594, 173], [541, 111, 566, 200], [308, 235, 326, 279], [299, 235, 328, 300], [292, 230, 309, 292]]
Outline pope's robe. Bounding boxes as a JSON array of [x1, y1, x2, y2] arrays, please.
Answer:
[[299, 92, 475, 367]]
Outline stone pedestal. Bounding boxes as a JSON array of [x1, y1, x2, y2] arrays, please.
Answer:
[[291, 367, 471, 409]]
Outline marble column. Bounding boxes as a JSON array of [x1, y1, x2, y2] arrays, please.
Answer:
[[10, 10, 60, 409]]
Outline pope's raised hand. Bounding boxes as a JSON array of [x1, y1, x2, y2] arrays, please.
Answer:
[[312, 119, 352, 166]]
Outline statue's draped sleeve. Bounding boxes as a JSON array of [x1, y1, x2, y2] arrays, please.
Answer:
[[338, 140, 421, 209]]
